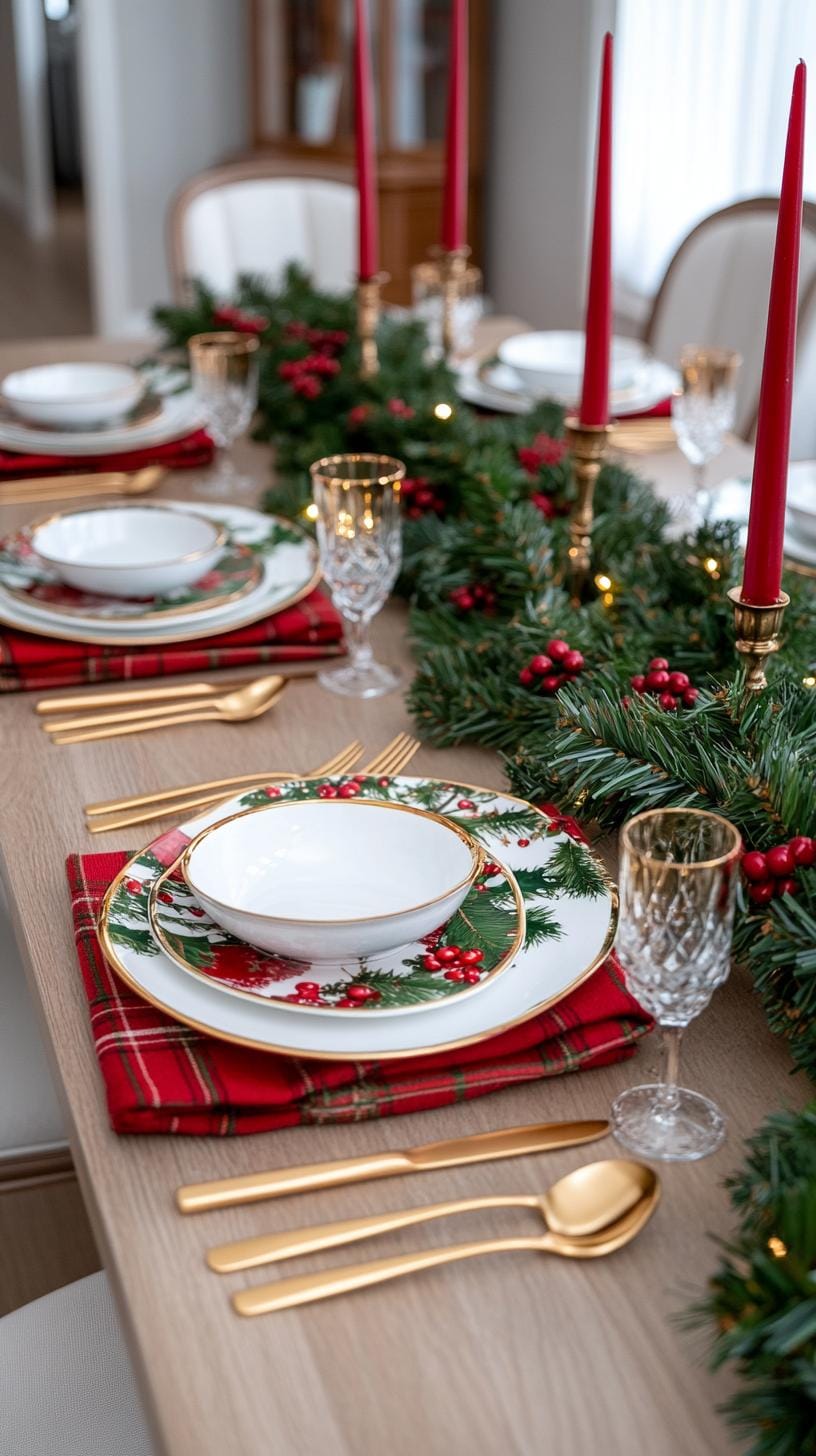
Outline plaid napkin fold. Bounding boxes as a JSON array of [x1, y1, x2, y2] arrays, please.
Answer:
[[0, 588, 343, 692], [0, 428, 215, 479], [68, 851, 651, 1136]]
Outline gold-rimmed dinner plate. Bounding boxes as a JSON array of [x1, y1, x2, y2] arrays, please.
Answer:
[[0, 501, 320, 645], [98, 774, 618, 1061], [0, 387, 203, 456], [147, 850, 525, 1017]]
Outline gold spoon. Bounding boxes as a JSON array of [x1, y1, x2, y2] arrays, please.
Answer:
[[50, 676, 287, 745], [210, 1158, 650, 1272], [44, 672, 286, 735], [233, 1163, 660, 1316], [0, 464, 165, 507]]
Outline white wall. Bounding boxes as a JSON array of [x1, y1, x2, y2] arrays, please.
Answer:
[[0, 1, 26, 216], [0, 0, 54, 237], [487, 0, 616, 329], [79, 0, 250, 336]]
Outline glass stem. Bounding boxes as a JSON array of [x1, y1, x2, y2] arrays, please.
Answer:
[[656, 1025, 684, 1118], [342, 615, 373, 669]]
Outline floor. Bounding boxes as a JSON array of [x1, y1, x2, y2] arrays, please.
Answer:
[[0, 192, 92, 342]]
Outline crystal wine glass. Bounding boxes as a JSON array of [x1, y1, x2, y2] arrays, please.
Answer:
[[310, 453, 405, 698], [411, 259, 485, 361], [611, 807, 742, 1161], [188, 332, 260, 496], [671, 347, 741, 512]]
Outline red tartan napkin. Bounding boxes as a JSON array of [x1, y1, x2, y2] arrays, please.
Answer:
[[68, 851, 651, 1136], [0, 588, 343, 692], [0, 428, 215, 479], [615, 396, 672, 420]]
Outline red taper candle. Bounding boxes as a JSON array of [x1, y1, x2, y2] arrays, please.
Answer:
[[353, 0, 378, 281], [441, 0, 469, 252], [579, 32, 613, 427], [742, 61, 806, 604]]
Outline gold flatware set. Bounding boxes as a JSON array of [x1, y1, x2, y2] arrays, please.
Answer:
[[0, 464, 165, 508], [175, 1121, 659, 1317], [43, 673, 289, 745]]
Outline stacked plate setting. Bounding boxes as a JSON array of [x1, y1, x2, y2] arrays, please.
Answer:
[[0, 500, 320, 645], [455, 329, 679, 416], [100, 774, 618, 1060], [0, 360, 201, 454]]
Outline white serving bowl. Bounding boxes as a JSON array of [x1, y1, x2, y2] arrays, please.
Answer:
[[0, 363, 144, 429], [497, 330, 647, 402], [786, 460, 816, 545], [182, 798, 485, 962], [31, 504, 227, 599]]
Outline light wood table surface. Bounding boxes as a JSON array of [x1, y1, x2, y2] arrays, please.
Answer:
[[0, 336, 808, 1456]]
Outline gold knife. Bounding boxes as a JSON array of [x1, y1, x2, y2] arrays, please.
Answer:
[[176, 1119, 609, 1213]]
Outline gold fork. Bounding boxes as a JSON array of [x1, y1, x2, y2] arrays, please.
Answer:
[[86, 733, 421, 835]]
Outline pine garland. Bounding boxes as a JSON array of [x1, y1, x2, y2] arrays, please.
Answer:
[[154, 270, 816, 1451]]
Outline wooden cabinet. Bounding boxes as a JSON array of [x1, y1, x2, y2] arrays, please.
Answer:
[[250, 0, 488, 303]]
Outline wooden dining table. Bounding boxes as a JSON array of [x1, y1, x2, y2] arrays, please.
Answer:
[[0, 333, 809, 1456]]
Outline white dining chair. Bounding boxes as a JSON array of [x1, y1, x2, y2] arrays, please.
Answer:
[[645, 197, 816, 458], [169, 156, 358, 300], [0, 1272, 154, 1455]]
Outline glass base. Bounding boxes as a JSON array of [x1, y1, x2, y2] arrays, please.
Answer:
[[611, 1083, 726, 1162], [318, 659, 401, 700]]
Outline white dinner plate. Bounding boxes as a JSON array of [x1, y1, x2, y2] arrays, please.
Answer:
[[0, 502, 320, 645], [454, 355, 679, 418], [0, 388, 204, 456], [99, 775, 618, 1061], [707, 476, 816, 567]]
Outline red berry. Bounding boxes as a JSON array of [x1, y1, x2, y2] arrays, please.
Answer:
[[336, 998, 357, 1008], [338, 782, 360, 798], [546, 639, 571, 662], [294, 982, 320, 996], [377, 776, 390, 787], [748, 880, 775, 905], [788, 835, 816, 867], [659, 691, 678, 711], [264, 786, 281, 797], [457, 799, 475, 810], [529, 654, 553, 676], [436, 947, 458, 964], [766, 845, 795, 878], [517, 838, 530, 847], [645, 669, 670, 691], [621, 696, 632, 709], [444, 968, 466, 981], [648, 657, 670, 671], [741, 851, 769, 882], [461, 948, 484, 964], [668, 671, 690, 694], [317, 784, 338, 798], [682, 687, 699, 708], [562, 650, 584, 673], [422, 955, 442, 971], [476, 883, 487, 891], [482, 862, 500, 877], [157, 891, 173, 905], [540, 674, 561, 693], [345, 984, 375, 1002], [519, 667, 534, 686], [463, 970, 482, 984], [630, 675, 646, 693], [189, 907, 206, 917], [124, 878, 142, 894], [456, 590, 475, 611], [776, 877, 798, 897]]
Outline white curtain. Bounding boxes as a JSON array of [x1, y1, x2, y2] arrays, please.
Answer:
[[614, 0, 816, 299]]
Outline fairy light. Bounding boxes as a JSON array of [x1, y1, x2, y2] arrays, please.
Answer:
[[767, 1235, 788, 1258], [433, 401, 454, 421], [602, 590, 614, 608], [594, 573, 612, 592], [703, 556, 720, 576], [303, 502, 319, 521], [803, 675, 816, 688]]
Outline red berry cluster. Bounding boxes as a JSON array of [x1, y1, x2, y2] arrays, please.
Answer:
[[278, 352, 341, 398], [402, 476, 445, 519], [421, 944, 485, 983], [387, 398, 415, 420], [517, 432, 568, 476], [518, 638, 585, 694], [742, 836, 815, 905], [316, 774, 390, 799], [285, 980, 382, 1009], [283, 322, 348, 350], [629, 658, 699, 712], [212, 305, 269, 335], [449, 581, 497, 614], [529, 490, 569, 520]]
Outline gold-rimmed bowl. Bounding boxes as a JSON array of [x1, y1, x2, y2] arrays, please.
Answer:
[[30, 503, 227, 599], [182, 798, 485, 962]]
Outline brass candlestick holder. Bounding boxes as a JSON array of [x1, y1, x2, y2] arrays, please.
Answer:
[[564, 416, 613, 598], [440, 246, 471, 359], [728, 585, 790, 696], [356, 273, 388, 379]]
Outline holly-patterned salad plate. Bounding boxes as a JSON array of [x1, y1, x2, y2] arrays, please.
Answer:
[[148, 851, 525, 1017], [0, 502, 319, 646], [99, 775, 618, 1061]]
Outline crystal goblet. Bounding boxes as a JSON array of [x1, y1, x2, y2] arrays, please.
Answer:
[[671, 346, 741, 513], [310, 453, 405, 699], [612, 807, 742, 1161], [188, 332, 260, 496]]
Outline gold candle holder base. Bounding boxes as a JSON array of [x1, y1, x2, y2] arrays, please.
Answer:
[[356, 273, 388, 379], [728, 586, 790, 696], [439, 246, 471, 359], [564, 416, 613, 599]]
